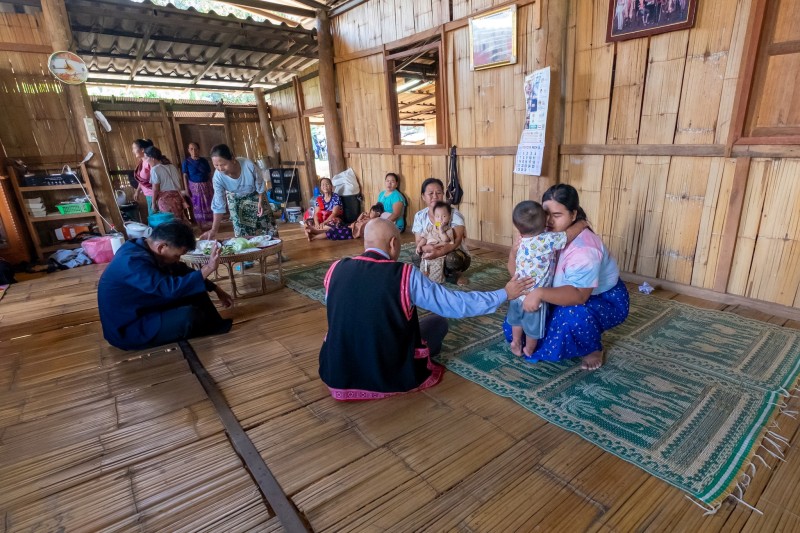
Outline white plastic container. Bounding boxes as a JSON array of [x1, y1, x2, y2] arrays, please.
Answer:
[[286, 207, 302, 223]]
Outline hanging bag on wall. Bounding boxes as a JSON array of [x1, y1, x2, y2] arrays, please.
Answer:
[[446, 145, 463, 205]]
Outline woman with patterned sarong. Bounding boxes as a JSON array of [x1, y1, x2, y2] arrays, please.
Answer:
[[304, 177, 353, 241], [201, 144, 277, 240], [518, 184, 629, 371], [181, 142, 214, 230], [145, 146, 188, 222], [132, 138, 154, 215]]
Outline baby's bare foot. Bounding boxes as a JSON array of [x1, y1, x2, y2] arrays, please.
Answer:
[[523, 340, 537, 358], [510, 341, 523, 357]]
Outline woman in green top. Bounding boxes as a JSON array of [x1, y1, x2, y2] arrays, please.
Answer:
[[377, 172, 407, 231]]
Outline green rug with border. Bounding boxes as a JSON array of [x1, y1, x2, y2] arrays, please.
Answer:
[[278, 246, 800, 510]]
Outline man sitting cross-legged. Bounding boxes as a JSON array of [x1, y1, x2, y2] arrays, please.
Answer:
[[319, 218, 533, 400], [98, 221, 233, 350]]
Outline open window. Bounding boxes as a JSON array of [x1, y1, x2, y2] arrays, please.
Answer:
[[385, 38, 445, 147]]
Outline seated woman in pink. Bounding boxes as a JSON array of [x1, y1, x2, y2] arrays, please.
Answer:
[[521, 184, 629, 370]]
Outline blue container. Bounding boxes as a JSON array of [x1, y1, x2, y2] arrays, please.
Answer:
[[148, 211, 175, 228]]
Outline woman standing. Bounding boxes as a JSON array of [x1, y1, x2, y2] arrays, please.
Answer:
[[181, 142, 214, 230], [521, 184, 629, 370], [201, 144, 277, 240], [145, 146, 188, 221], [411, 178, 471, 283], [132, 138, 154, 214], [304, 177, 353, 241], [377, 172, 407, 231]]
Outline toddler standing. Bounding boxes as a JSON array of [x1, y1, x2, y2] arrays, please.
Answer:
[[507, 201, 567, 357], [417, 201, 454, 283]]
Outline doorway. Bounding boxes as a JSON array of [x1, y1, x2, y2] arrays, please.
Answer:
[[177, 124, 227, 161], [309, 116, 329, 179]]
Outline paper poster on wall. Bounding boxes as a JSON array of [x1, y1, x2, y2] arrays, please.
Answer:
[[514, 66, 550, 176]]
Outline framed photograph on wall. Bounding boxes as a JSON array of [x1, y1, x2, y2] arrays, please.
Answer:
[[607, 0, 698, 42], [469, 5, 517, 70]]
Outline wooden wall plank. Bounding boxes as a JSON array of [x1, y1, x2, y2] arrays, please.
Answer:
[[606, 40, 648, 145]]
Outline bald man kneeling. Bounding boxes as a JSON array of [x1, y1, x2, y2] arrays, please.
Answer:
[[319, 218, 533, 400]]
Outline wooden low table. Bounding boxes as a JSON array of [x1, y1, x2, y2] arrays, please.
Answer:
[[181, 242, 284, 300]]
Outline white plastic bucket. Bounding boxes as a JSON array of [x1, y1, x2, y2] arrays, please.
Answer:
[[286, 207, 302, 223], [109, 233, 125, 254]]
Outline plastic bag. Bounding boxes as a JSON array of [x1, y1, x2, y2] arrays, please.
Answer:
[[82, 237, 115, 264], [331, 168, 360, 196]]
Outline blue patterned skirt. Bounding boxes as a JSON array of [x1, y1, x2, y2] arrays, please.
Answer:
[[503, 278, 629, 362]]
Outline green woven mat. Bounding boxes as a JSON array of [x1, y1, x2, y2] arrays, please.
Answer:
[[280, 249, 800, 509]]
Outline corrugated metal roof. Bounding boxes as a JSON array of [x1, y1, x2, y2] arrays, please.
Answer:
[[68, 0, 320, 91]]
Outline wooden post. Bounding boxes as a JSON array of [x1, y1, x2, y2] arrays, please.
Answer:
[[253, 87, 279, 167], [159, 100, 182, 164], [315, 10, 346, 176], [293, 76, 317, 198], [40, 0, 125, 233], [533, 0, 570, 201]]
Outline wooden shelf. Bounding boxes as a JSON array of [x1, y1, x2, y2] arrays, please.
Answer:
[[40, 242, 83, 253], [19, 184, 84, 191], [8, 162, 106, 259], [30, 212, 97, 222]]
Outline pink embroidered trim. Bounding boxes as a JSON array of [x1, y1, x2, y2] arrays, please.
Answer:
[[328, 341, 443, 401], [353, 255, 395, 263], [400, 263, 413, 320], [323, 260, 340, 297]]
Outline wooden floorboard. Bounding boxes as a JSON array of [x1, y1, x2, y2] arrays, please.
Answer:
[[1, 221, 800, 531]]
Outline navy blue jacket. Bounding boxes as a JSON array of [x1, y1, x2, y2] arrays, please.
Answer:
[[97, 238, 211, 349]]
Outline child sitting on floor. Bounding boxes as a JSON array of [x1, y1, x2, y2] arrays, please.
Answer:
[[417, 201, 454, 283], [350, 203, 385, 239], [507, 200, 568, 357]]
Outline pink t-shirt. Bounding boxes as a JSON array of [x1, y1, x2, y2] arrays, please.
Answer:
[[553, 229, 620, 295]]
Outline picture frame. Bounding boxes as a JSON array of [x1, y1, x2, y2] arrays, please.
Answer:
[[469, 5, 517, 71], [606, 0, 698, 42]]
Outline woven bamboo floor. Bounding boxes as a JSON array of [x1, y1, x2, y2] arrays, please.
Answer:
[[2, 222, 800, 531]]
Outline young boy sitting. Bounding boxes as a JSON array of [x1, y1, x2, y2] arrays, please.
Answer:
[[417, 201, 454, 283], [507, 200, 568, 357]]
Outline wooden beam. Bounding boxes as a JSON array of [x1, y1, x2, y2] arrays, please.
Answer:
[[263, 70, 319, 94], [766, 39, 800, 56], [316, 10, 345, 176], [200, 0, 317, 18], [302, 106, 324, 117], [128, 24, 154, 80], [730, 144, 800, 158], [192, 33, 237, 83], [0, 42, 51, 53], [254, 87, 279, 167], [248, 42, 309, 87], [160, 100, 182, 166], [293, 75, 317, 196], [65, 0, 317, 31], [71, 26, 318, 55], [87, 77, 252, 92], [725, 0, 769, 155], [444, 0, 539, 31], [559, 144, 727, 157], [328, 0, 368, 17], [41, 0, 125, 234], [713, 158, 750, 293]]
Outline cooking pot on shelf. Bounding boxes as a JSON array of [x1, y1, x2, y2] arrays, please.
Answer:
[[124, 221, 152, 239]]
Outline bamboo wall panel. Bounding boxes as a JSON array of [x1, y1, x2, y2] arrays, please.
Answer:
[[101, 117, 175, 171], [331, 0, 445, 56], [637, 31, 689, 144], [336, 55, 392, 150], [301, 75, 323, 111], [773, 0, 800, 42], [673, 1, 739, 144], [714, 0, 752, 144], [606, 40, 647, 144], [564, 0, 613, 145], [728, 158, 800, 307], [751, 54, 800, 131]]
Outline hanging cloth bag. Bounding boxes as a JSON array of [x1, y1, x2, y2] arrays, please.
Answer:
[[446, 145, 464, 205]]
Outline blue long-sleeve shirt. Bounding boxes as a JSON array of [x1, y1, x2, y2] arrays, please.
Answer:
[[364, 248, 508, 317], [98, 239, 212, 349]]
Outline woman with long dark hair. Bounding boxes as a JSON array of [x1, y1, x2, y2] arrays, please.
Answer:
[[520, 184, 629, 370]]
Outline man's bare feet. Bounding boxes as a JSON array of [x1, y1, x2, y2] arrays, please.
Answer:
[[510, 341, 523, 357], [581, 351, 605, 370]]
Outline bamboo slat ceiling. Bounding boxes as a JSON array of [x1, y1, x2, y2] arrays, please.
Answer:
[[63, 0, 326, 91]]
